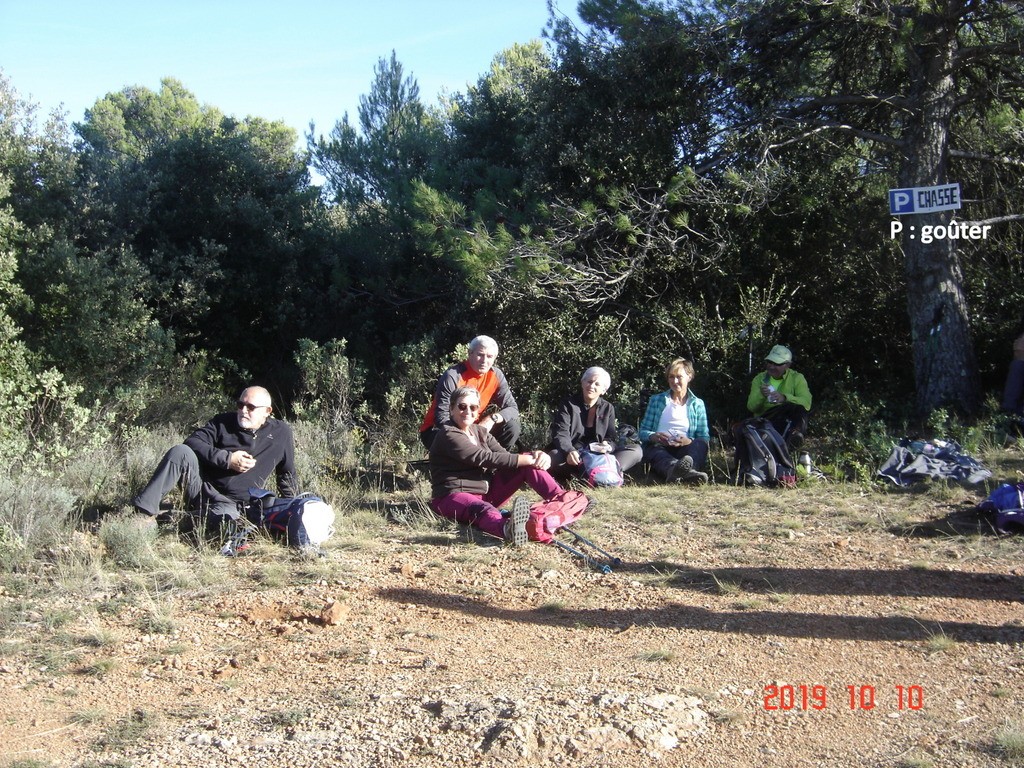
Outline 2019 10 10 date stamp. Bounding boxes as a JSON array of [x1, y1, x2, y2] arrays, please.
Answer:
[[762, 684, 924, 712]]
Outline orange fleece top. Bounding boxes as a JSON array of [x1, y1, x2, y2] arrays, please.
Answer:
[[420, 362, 507, 433]]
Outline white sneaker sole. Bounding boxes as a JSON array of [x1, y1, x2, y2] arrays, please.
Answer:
[[509, 496, 530, 546]]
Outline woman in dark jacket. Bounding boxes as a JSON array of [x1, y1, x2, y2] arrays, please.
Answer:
[[546, 367, 642, 480], [429, 386, 565, 544]]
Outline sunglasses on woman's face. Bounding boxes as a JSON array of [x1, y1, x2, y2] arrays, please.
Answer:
[[456, 403, 480, 412]]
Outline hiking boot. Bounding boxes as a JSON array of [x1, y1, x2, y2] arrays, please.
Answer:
[[502, 496, 530, 547], [677, 468, 709, 484], [665, 455, 693, 482], [667, 456, 706, 483]]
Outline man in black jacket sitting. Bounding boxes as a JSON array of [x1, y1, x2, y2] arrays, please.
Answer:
[[131, 386, 299, 523]]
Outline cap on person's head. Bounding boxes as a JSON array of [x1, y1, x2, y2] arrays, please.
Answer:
[[765, 345, 793, 364]]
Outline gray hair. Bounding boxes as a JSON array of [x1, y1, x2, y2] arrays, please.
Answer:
[[581, 366, 611, 390], [450, 386, 481, 409], [468, 335, 499, 355]]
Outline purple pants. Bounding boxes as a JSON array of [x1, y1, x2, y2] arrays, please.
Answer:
[[431, 467, 564, 539]]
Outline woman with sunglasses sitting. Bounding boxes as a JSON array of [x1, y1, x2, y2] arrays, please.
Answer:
[[428, 386, 565, 545]]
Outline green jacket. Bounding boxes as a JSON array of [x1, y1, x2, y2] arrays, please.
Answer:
[[747, 369, 812, 415]]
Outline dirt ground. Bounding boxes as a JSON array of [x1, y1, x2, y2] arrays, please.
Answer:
[[1, 479, 1022, 768]]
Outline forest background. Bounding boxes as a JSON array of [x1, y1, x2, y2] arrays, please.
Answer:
[[2, 0, 1024, 501]]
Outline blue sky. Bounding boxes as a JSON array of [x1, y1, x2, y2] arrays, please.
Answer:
[[0, 1, 579, 141]]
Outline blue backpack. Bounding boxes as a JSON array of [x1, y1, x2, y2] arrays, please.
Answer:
[[247, 489, 336, 549], [579, 450, 624, 487], [977, 482, 1024, 534]]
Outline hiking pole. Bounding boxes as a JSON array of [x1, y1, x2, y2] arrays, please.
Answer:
[[563, 527, 622, 567], [220, 516, 259, 557], [552, 539, 613, 574]]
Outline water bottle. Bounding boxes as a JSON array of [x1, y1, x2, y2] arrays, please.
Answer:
[[798, 452, 812, 477]]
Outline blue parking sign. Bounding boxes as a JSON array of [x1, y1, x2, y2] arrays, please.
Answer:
[[889, 183, 960, 215], [889, 189, 914, 214]]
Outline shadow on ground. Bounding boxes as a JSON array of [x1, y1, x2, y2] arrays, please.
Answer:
[[626, 563, 1024, 603], [377, 585, 1024, 645], [890, 504, 1017, 538]]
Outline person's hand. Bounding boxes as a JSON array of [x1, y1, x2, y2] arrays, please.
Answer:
[[534, 451, 552, 471], [567, 450, 581, 467], [229, 450, 256, 473], [760, 383, 773, 397]]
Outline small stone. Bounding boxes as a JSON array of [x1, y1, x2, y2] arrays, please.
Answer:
[[211, 665, 235, 680], [320, 600, 350, 626]]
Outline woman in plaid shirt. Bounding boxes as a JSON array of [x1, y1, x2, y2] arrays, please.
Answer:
[[639, 358, 710, 483]]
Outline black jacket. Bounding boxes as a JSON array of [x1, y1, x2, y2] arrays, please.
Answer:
[[184, 413, 298, 504], [548, 393, 617, 455]]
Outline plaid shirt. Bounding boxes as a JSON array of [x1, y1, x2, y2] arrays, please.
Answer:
[[639, 390, 710, 444]]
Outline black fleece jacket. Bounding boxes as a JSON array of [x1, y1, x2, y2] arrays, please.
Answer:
[[184, 412, 299, 503]]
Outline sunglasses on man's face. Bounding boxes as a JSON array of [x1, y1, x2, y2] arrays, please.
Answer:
[[456, 403, 480, 412], [237, 401, 270, 411]]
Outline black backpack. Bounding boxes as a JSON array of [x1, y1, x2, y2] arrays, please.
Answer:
[[734, 418, 796, 486]]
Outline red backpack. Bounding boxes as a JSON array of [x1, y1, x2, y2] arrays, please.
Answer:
[[526, 490, 591, 543]]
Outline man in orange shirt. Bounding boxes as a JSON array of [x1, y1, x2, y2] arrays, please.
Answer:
[[419, 335, 521, 451]]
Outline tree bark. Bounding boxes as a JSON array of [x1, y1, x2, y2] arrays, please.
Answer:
[[898, 3, 979, 414]]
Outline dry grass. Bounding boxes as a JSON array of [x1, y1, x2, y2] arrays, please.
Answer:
[[0, 435, 1022, 767], [635, 648, 675, 662], [712, 575, 743, 596], [94, 709, 157, 750], [897, 758, 934, 768], [923, 629, 959, 655], [994, 720, 1024, 760]]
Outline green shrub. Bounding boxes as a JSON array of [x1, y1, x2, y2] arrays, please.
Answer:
[[353, 336, 451, 464], [1, 366, 113, 473], [0, 474, 78, 573], [292, 338, 361, 477], [97, 515, 160, 571], [810, 382, 899, 481], [110, 348, 240, 430], [293, 338, 359, 429]]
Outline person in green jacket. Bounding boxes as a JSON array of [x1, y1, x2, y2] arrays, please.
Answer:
[[746, 345, 812, 447]]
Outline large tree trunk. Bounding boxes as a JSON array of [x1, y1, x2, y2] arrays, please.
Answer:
[[899, 4, 979, 415]]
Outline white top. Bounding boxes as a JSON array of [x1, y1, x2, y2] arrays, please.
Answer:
[[657, 397, 690, 439]]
